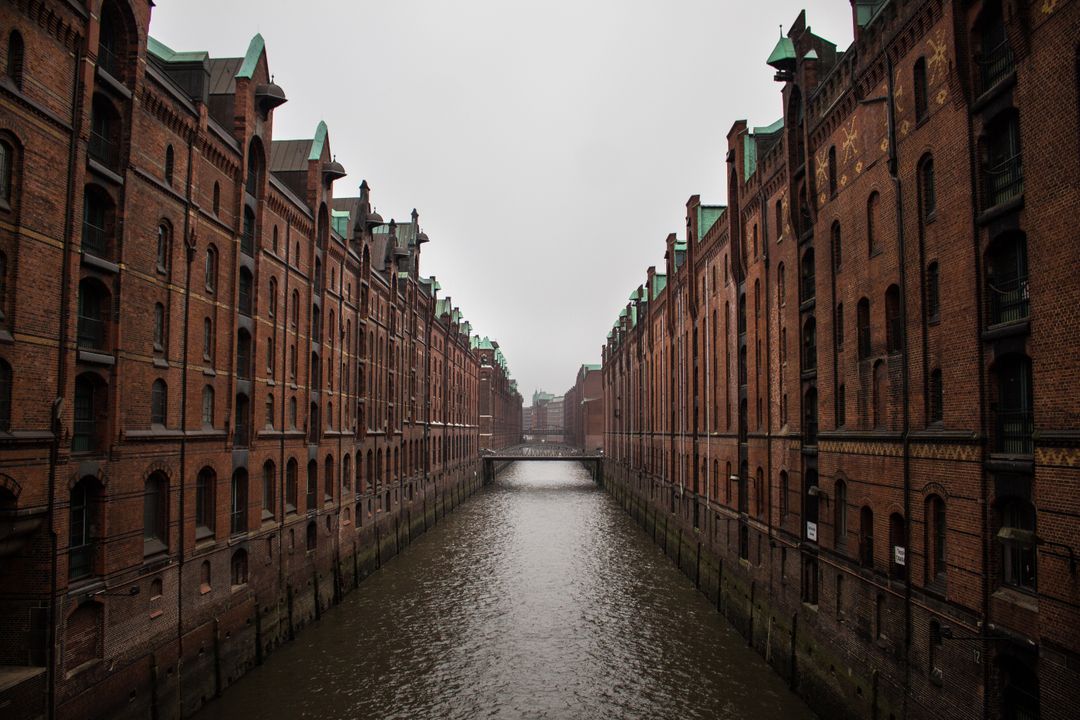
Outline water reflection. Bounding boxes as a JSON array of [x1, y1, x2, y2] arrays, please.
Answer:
[[197, 461, 814, 719]]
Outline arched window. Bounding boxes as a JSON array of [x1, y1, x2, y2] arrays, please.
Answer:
[[984, 109, 1023, 207], [152, 303, 165, 352], [156, 222, 171, 273], [872, 361, 886, 428], [291, 289, 299, 328], [97, 1, 130, 81], [77, 277, 110, 351], [831, 221, 842, 270], [246, 138, 263, 198], [857, 297, 872, 359], [230, 468, 248, 535], [69, 477, 101, 579], [143, 473, 168, 555], [926, 494, 946, 582], [151, 379, 167, 426], [998, 656, 1039, 720], [803, 387, 818, 445], [975, 1, 1014, 93], [268, 277, 277, 318], [204, 245, 218, 293], [919, 154, 936, 220], [201, 385, 214, 427], [195, 467, 215, 536], [775, 200, 784, 240], [859, 505, 874, 568], [913, 57, 928, 122], [288, 395, 297, 428], [342, 455, 351, 492], [266, 336, 275, 374], [265, 393, 274, 428], [827, 145, 837, 197], [867, 191, 881, 255], [6, 31, 25, 89], [802, 317, 817, 371], [164, 145, 174, 186], [885, 284, 902, 352], [212, 182, 220, 215], [0, 359, 10, 431], [0, 140, 12, 208], [230, 549, 248, 586], [306, 521, 317, 551], [202, 317, 213, 361], [777, 263, 786, 306], [834, 479, 847, 548], [236, 329, 252, 379], [89, 95, 121, 171], [285, 458, 298, 513]]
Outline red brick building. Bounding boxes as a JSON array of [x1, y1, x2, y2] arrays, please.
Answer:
[[0, 2, 520, 719], [602, 2, 1079, 719], [475, 336, 523, 450], [564, 364, 603, 451]]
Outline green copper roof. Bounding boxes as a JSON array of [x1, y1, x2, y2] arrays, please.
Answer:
[[147, 37, 208, 63], [652, 273, 667, 299], [766, 36, 796, 69], [755, 118, 784, 135], [698, 205, 725, 238], [744, 134, 758, 179], [309, 121, 328, 161], [331, 209, 350, 237], [236, 34, 265, 79], [585, 363, 602, 371], [477, 336, 495, 350]]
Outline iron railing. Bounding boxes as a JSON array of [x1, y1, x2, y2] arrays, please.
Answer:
[[977, 39, 1014, 94], [82, 220, 109, 258], [988, 275, 1029, 325], [88, 130, 120, 170], [994, 410, 1033, 455], [985, 153, 1023, 208]]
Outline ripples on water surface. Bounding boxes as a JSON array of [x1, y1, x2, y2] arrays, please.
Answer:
[[198, 462, 815, 720]]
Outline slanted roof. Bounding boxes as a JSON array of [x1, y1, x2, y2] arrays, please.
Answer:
[[309, 120, 329, 161], [147, 37, 208, 63], [208, 57, 243, 95], [697, 205, 725, 238], [270, 139, 311, 173], [766, 36, 796, 68], [236, 34, 265, 79], [652, 273, 668, 299]]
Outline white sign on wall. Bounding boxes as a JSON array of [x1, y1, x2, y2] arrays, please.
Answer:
[[806, 522, 818, 542], [894, 546, 906, 566]]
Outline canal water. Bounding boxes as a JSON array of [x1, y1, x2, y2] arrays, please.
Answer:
[[197, 461, 815, 720]]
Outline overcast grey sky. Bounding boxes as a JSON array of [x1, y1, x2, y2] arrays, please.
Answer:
[[150, 1, 853, 399]]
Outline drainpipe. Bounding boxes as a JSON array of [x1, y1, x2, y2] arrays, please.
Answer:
[[760, 181, 775, 587], [279, 222, 292, 588], [884, 54, 914, 712], [48, 34, 87, 720]]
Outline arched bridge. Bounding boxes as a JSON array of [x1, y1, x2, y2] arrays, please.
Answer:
[[481, 444, 604, 483]]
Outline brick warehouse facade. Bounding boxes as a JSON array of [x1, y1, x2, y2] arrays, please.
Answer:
[[600, 2, 1079, 720], [563, 364, 603, 452], [0, 2, 522, 719]]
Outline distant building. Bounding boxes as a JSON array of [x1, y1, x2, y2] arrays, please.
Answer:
[[564, 364, 603, 451]]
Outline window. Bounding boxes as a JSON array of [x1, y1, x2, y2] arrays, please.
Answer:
[[246, 138, 263, 197], [236, 330, 251, 379], [984, 111, 1023, 207], [73, 373, 106, 452], [291, 290, 299, 328], [285, 458, 298, 513], [831, 221, 841, 270], [156, 223, 170, 272], [152, 303, 165, 351], [164, 145, 174, 186], [204, 246, 218, 293], [859, 505, 874, 568], [926, 495, 946, 582], [986, 232, 1028, 325], [289, 396, 297, 428], [803, 387, 818, 445], [928, 368, 943, 424], [143, 473, 168, 556], [872, 361, 886, 428], [834, 479, 847, 548], [265, 393, 274, 428], [82, 185, 113, 258], [885, 285, 902, 353], [800, 249, 815, 302], [234, 393, 250, 447], [151, 379, 167, 426], [827, 146, 837, 197], [913, 57, 928, 122], [230, 469, 248, 535], [201, 385, 214, 427], [272, 226, 278, 253], [238, 268, 253, 316], [242, 207, 255, 256], [266, 336, 275, 375], [999, 492, 1036, 591], [779, 471, 789, 521], [268, 277, 277, 318], [212, 182, 220, 215], [195, 467, 215, 537], [324, 455, 334, 501], [69, 478, 99, 580], [775, 200, 783, 240], [926, 262, 940, 321], [889, 512, 907, 580], [88, 96, 121, 170], [857, 298, 871, 359], [867, 191, 881, 255], [6, 30, 25, 89], [0, 359, 9, 431], [306, 460, 317, 510], [975, 2, 1014, 93], [802, 317, 816, 371], [289, 344, 297, 380], [994, 354, 1033, 454], [0, 140, 12, 208], [230, 549, 248, 586], [77, 278, 110, 350], [777, 263, 785, 306], [919, 155, 936, 220], [306, 521, 317, 551]]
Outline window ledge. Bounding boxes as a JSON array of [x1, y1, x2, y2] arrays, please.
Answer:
[[983, 318, 1029, 341], [77, 349, 114, 366], [972, 71, 1016, 113], [153, 357, 169, 369], [992, 586, 1038, 613], [86, 157, 124, 186], [977, 194, 1024, 226], [80, 253, 119, 274]]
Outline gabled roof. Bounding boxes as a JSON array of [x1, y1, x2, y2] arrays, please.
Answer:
[[236, 34, 265, 79], [697, 205, 725, 238]]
